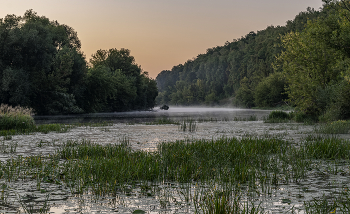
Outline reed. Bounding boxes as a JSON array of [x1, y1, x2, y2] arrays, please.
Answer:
[[0, 104, 35, 130], [316, 120, 350, 134], [3, 135, 350, 212], [179, 119, 197, 132]]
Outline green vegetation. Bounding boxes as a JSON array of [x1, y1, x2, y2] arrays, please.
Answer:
[[0, 104, 35, 130], [156, 1, 350, 123], [179, 119, 197, 132], [0, 10, 157, 115], [145, 117, 179, 125], [316, 120, 350, 134], [264, 110, 292, 123], [156, 7, 322, 108], [2, 134, 350, 212]]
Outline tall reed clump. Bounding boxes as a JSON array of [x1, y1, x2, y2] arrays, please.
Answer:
[[0, 104, 35, 130], [316, 120, 350, 134], [179, 119, 197, 132]]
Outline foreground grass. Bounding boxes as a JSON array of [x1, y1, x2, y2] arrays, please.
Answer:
[[1, 135, 350, 213], [316, 120, 350, 134]]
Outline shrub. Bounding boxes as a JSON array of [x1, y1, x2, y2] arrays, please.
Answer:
[[264, 110, 291, 123], [0, 104, 35, 130]]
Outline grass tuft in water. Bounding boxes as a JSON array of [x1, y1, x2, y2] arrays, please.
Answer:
[[145, 117, 179, 125], [179, 119, 197, 132]]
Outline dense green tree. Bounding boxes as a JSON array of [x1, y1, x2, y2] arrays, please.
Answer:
[[0, 10, 158, 114], [0, 10, 86, 114], [156, 7, 323, 108], [87, 48, 158, 112], [254, 72, 287, 107]]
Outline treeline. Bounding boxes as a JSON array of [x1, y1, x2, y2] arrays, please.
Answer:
[[156, 7, 322, 108], [0, 10, 158, 115], [156, 1, 350, 121]]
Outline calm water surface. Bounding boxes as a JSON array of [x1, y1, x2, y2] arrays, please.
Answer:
[[33, 107, 271, 124], [2, 107, 349, 213]]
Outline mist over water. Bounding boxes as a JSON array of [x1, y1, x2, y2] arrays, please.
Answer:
[[6, 107, 341, 213], [34, 107, 271, 124]]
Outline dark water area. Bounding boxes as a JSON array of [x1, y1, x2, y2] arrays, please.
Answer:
[[33, 107, 272, 124]]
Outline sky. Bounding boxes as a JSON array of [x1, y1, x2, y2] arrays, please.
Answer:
[[0, 0, 324, 79]]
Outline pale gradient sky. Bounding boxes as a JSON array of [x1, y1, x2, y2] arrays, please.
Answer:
[[1, 0, 323, 78]]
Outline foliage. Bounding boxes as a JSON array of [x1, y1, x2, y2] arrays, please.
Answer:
[[276, 16, 344, 115], [254, 72, 287, 107], [275, 1, 350, 120], [0, 10, 158, 115], [0, 10, 86, 115], [86, 48, 158, 112], [316, 120, 350, 134], [264, 110, 291, 123], [156, 8, 323, 108]]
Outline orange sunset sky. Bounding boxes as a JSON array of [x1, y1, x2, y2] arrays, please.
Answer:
[[1, 0, 323, 78]]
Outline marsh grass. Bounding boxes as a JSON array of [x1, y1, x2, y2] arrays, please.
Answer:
[[18, 193, 51, 214], [316, 120, 350, 134], [233, 115, 258, 121], [145, 117, 179, 125], [0, 104, 35, 131], [304, 190, 350, 214], [179, 119, 197, 132], [73, 121, 113, 127], [2, 135, 350, 212], [195, 189, 264, 214], [0, 123, 72, 136]]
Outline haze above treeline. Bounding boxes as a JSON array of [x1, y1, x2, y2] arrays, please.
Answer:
[[156, 0, 350, 121]]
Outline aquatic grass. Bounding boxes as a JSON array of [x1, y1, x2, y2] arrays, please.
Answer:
[[301, 137, 350, 160], [194, 187, 264, 214], [158, 137, 291, 184], [73, 121, 113, 127], [3, 136, 350, 212], [315, 120, 350, 134], [179, 119, 197, 132], [18, 193, 51, 214], [233, 115, 258, 121], [0, 123, 72, 136], [145, 117, 179, 125], [197, 118, 218, 123]]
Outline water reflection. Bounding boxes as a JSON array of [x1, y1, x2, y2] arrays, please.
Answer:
[[34, 107, 271, 124]]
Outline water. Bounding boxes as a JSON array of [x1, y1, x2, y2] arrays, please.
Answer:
[[1, 107, 350, 213], [33, 107, 271, 124]]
